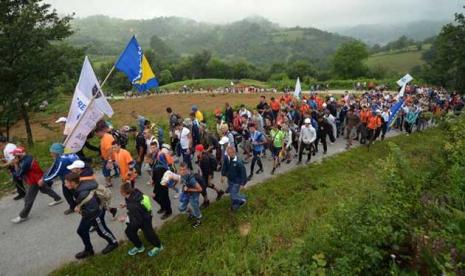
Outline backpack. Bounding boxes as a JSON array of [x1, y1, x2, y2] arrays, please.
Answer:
[[111, 129, 128, 148], [77, 184, 112, 210]]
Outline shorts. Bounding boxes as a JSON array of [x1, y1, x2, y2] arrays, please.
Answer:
[[272, 146, 282, 158], [102, 160, 113, 177]]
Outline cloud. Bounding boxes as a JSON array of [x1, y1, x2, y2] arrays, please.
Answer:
[[45, 0, 462, 28]]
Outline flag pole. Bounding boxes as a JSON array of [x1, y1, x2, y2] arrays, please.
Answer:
[[100, 66, 115, 88]]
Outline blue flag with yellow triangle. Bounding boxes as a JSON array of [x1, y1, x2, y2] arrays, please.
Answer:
[[115, 36, 158, 92]]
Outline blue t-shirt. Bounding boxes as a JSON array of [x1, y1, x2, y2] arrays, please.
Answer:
[[250, 131, 265, 152]]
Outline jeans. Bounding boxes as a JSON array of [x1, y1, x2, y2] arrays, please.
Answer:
[[77, 210, 117, 252], [228, 181, 246, 210], [178, 192, 201, 219], [20, 184, 61, 218], [181, 149, 193, 170], [125, 218, 161, 248]]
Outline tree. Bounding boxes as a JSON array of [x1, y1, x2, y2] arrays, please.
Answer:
[[422, 8, 465, 92], [331, 41, 369, 79], [158, 69, 173, 85], [0, 1, 75, 145], [190, 50, 212, 79]]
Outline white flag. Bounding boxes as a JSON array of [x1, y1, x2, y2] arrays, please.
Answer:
[[294, 77, 302, 98], [64, 101, 104, 153], [396, 83, 407, 101], [397, 73, 413, 87], [64, 56, 113, 135]]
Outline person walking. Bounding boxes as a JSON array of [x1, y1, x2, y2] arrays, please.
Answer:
[[0, 136, 25, 200], [221, 146, 248, 211], [270, 124, 285, 175], [178, 162, 203, 228], [297, 118, 317, 164], [247, 124, 265, 180], [10, 147, 63, 223]]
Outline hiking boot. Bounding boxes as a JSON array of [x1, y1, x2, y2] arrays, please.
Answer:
[[128, 246, 145, 256], [13, 194, 24, 201], [216, 190, 225, 200], [64, 209, 74, 215], [102, 242, 118, 255], [48, 199, 63, 207], [160, 213, 172, 220], [75, 250, 94, 259], [11, 216, 27, 224], [148, 245, 164, 257], [192, 219, 201, 229]]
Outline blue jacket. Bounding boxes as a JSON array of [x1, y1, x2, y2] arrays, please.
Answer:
[[43, 153, 79, 183], [221, 156, 247, 185], [75, 179, 100, 219], [250, 131, 265, 153]]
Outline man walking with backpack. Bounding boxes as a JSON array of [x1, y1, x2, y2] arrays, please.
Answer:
[[221, 146, 248, 211], [64, 172, 118, 259], [178, 163, 203, 228], [195, 144, 224, 207], [247, 123, 265, 180]]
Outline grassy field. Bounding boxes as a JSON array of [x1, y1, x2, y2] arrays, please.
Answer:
[[52, 127, 444, 275], [159, 78, 271, 91], [366, 46, 429, 74]]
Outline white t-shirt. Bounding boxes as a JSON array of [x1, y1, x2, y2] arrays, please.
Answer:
[[180, 127, 191, 150], [3, 143, 17, 163]]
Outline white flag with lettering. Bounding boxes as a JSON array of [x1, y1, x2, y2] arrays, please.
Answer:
[[294, 77, 302, 98], [64, 56, 113, 135], [63, 56, 113, 153], [397, 73, 413, 87]]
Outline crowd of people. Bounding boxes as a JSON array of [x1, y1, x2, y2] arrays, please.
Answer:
[[0, 85, 463, 260]]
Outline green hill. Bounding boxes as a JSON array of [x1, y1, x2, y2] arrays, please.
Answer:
[[365, 45, 429, 74], [68, 15, 354, 67]]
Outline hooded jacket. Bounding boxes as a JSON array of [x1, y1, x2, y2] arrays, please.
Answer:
[[13, 155, 43, 186], [75, 179, 100, 219], [125, 189, 152, 227]]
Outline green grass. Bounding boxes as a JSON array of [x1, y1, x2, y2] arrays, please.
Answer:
[[366, 49, 426, 74], [159, 78, 271, 91], [52, 127, 444, 275]]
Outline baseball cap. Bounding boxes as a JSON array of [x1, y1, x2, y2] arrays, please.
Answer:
[[55, 117, 67, 124], [195, 144, 205, 152], [11, 147, 26, 155], [161, 143, 171, 150], [219, 136, 229, 145], [304, 118, 311, 124], [67, 160, 85, 170]]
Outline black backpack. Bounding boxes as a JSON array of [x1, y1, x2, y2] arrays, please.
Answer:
[[111, 129, 128, 148]]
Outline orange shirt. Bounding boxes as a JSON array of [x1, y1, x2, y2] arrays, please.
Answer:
[[270, 100, 280, 111], [100, 133, 114, 160], [300, 104, 310, 114], [367, 115, 382, 130], [113, 148, 134, 181], [360, 110, 371, 124]]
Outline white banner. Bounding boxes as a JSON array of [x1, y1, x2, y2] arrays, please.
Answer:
[[396, 83, 407, 101], [64, 101, 104, 153], [397, 73, 413, 87], [64, 56, 113, 135], [294, 77, 302, 98]]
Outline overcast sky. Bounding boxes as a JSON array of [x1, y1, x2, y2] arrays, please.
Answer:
[[45, 0, 463, 28]]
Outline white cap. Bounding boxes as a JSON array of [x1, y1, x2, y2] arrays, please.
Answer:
[[67, 160, 85, 170], [304, 118, 311, 124], [55, 117, 67, 124], [219, 136, 229, 145], [161, 143, 171, 150]]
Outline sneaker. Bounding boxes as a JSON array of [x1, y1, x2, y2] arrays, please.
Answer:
[[271, 168, 275, 175], [64, 209, 74, 215], [157, 209, 165, 214], [247, 174, 253, 181], [160, 213, 172, 220], [128, 246, 145, 256], [255, 168, 263, 174], [75, 250, 94, 259], [216, 190, 225, 201], [11, 216, 27, 224], [48, 199, 63, 207], [192, 219, 201, 229], [102, 242, 118, 255], [13, 194, 24, 201], [148, 245, 164, 257]]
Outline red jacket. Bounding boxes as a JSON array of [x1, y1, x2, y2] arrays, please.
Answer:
[[13, 155, 44, 186]]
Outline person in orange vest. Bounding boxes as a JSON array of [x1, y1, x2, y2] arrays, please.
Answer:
[[367, 110, 383, 148], [358, 105, 371, 144]]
